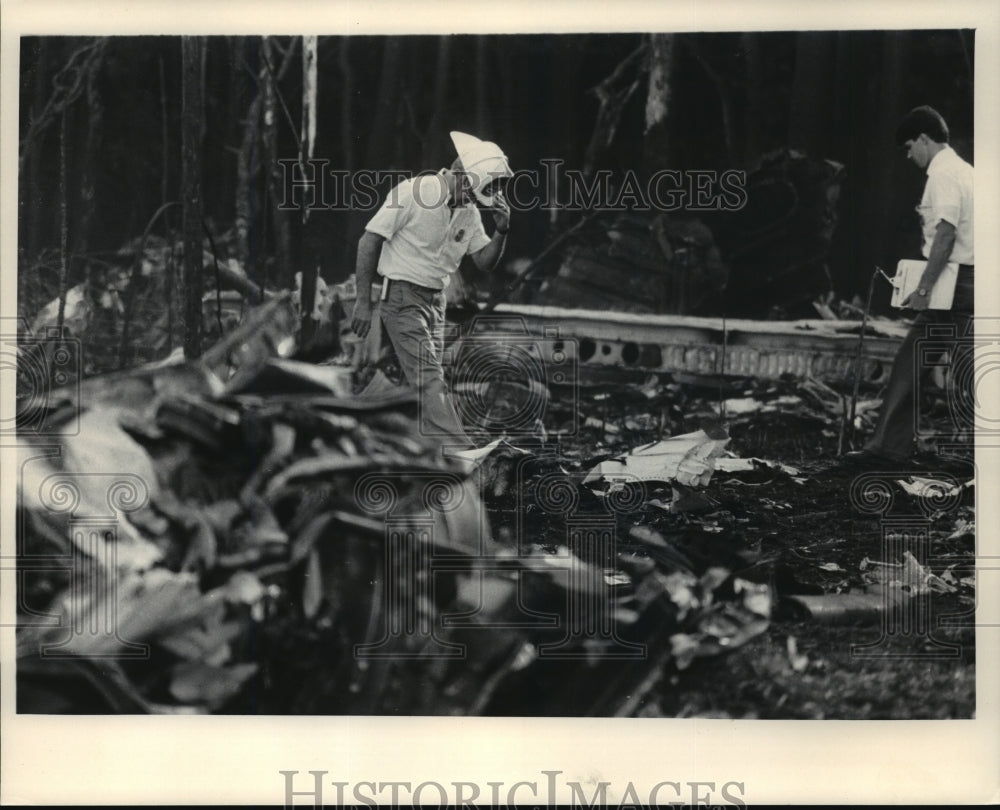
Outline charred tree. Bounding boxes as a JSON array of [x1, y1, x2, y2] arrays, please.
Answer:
[[343, 38, 403, 278], [22, 38, 51, 261], [742, 32, 764, 169], [56, 108, 69, 333], [262, 36, 293, 289], [235, 38, 299, 291], [547, 38, 586, 174], [364, 39, 403, 169], [298, 35, 320, 344], [181, 35, 205, 359], [475, 36, 490, 135], [338, 36, 355, 174], [234, 38, 257, 284], [583, 44, 645, 179], [422, 35, 451, 164], [73, 39, 106, 259], [642, 33, 674, 176], [873, 31, 908, 263]]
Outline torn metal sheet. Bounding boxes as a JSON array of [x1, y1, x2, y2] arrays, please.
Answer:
[[721, 395, 802, 414], [584, 429, 730, 487], [896, 477, 973, 499], [715, 457, 801, 477], [450, 438, 530, 466], [486, 304, 904, 384], [860, 552, 956, 596]]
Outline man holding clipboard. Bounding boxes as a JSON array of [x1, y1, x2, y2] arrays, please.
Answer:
[[845, 106, 974, 467]]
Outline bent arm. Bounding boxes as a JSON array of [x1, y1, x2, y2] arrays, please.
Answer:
[[471, 193, 511, 273], [471, 230, 508, 272]]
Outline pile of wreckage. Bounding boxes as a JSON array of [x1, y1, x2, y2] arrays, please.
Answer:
[[16, 294, 792, 716]]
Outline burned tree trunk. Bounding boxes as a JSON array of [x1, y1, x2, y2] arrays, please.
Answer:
[[423, 35, 451, 163], [233, 38, 254, 280], [344, 39, 402, 275], [742, 32, 764, 169], [159, 55, 170, 212], [872, 31, 907, 264], [364, 39, 403, 169], [262, 36, 292, 289], [23, 38, 51, 261], [642, 33, 674, 176], [181, 36, 205, 359], [73, 39, 106, 259], [235, 38, 298, 291], [475, 36, 490, 135], [582, 44, 644, 180], [338, 36, 355, 174], [298, 35, 319, 343], [56, 108, 69, 333]]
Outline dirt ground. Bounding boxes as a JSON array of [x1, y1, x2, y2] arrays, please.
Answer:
[[645, 388, 976, 720]]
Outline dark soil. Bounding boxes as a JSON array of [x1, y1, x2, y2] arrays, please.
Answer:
[[651, 392, 976, 719]]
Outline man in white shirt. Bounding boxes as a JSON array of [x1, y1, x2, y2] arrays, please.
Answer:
[[351, 132, 513, 448], [846, 106, 974, 467]]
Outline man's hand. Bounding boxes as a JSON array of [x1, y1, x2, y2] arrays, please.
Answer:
[[351, 298, 373, 338], [491, 190, 510, 234], [902, 220, 956, 312], [472, 191, 511, 272], [901, 290, 930, 311]]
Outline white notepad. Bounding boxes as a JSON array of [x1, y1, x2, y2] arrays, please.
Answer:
[[890, 259, 959, 310]]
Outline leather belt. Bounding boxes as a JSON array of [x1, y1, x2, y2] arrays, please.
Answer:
[[382, 278, 443, 296]]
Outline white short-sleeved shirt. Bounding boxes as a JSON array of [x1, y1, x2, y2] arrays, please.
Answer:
[[364, 171, 491, 290], [920, 145, 974, 265]]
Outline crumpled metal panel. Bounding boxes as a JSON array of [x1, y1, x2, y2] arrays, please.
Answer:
[[483, 305, 902, 385]]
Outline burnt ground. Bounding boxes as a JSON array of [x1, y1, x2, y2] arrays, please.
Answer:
[[475, 367, 977, 720], [582, 379, 977, 720], [663, 467, 975, 720]]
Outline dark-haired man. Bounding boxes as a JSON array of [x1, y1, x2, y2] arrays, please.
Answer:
[[845, 105, 974, 467]]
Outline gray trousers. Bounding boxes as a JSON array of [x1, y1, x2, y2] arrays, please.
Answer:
[[865, 268, 974, 458], [379, 278, 472, 448]]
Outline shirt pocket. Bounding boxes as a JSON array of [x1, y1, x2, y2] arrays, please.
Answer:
[[440, 221, 474, 266]]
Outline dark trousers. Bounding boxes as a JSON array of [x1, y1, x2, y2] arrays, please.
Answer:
[[865, 268, 974, 458]]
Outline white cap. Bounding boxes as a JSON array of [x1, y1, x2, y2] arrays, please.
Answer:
[[449, 131, 512, 205]]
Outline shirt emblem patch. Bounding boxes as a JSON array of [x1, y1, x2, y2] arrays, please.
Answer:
[[454, 229, 465, 242]]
